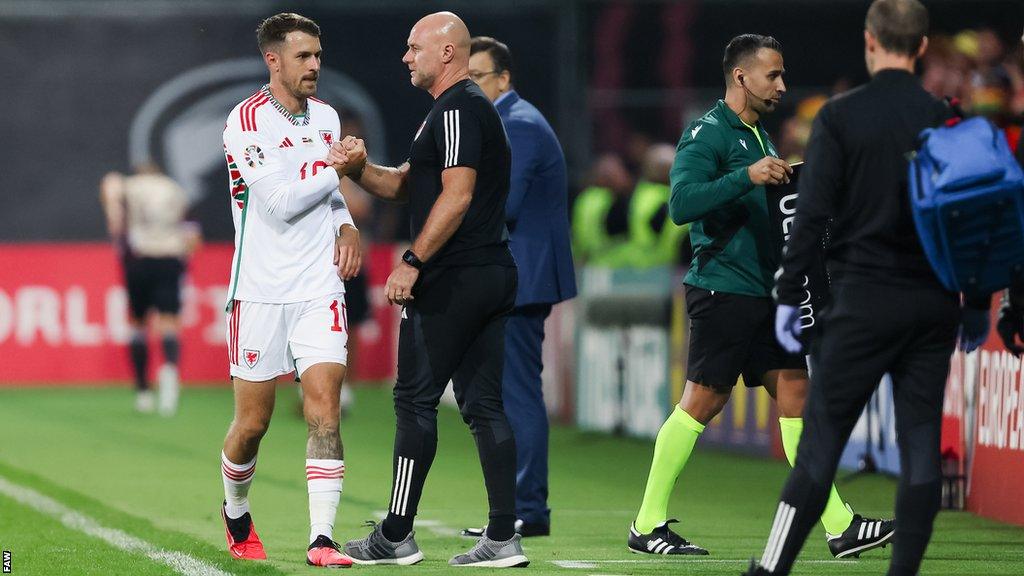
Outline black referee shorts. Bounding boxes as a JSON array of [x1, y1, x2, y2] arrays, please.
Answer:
[[124, 256, 184, 320], [684, 284, 806, 392], [394, 264, 517, 420]]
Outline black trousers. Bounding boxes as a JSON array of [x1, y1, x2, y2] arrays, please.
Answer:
[[384, 264, 518, 540], [761, 279, 959, 575]]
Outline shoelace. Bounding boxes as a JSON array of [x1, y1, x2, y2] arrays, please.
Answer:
[[659, 519, 693, 547]]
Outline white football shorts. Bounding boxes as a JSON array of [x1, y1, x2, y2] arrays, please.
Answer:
[[226, 292, 349, 381]]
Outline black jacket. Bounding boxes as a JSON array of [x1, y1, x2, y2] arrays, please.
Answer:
[[775, 69, 951, 306]]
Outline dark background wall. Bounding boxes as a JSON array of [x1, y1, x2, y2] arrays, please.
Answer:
[[1, 0, 1021, 241]]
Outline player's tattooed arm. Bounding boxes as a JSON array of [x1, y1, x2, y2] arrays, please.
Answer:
[[306, 414, 344, 460]]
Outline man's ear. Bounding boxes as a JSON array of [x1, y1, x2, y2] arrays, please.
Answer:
[[264, 51, 279, 72], [731, 67, 744, 88], [916, 36, 929, 59], [864, 29, 875, 53], [441, 43, 455, 64]]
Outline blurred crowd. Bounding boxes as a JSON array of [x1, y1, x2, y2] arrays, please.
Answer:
[[571, 26, 1024, 271]]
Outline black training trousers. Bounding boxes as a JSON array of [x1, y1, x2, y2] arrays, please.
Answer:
[[761, 279, 959, 576], [383, 264, 518, 542]]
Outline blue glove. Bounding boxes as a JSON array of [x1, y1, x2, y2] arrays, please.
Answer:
[[959, 307, 990, 353], [775, 304, 803, 354]]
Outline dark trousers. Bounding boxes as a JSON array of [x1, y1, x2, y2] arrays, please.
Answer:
[[384, 264, 519, 540], [503, 303, 553, 526], [762, 279, 959, 576]]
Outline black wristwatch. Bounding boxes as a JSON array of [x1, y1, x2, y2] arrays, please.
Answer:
[[402, 249, 424, 270]]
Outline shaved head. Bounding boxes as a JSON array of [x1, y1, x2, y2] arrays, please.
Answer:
[[418, 11, 470, 51], [403, 11, 472, 98]]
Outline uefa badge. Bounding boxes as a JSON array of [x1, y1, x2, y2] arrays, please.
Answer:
[[243, 145, 264, 168], [319, 130, 334, 148]]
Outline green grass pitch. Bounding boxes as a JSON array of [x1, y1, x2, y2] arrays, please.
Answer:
[[0, 385, 1020, 575]]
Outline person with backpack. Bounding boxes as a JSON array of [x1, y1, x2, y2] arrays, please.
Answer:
[[744, 1, 993, 575]]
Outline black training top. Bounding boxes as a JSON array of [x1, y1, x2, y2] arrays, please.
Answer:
[[775, 69, 951, 306], [407, 79, 516, 268]]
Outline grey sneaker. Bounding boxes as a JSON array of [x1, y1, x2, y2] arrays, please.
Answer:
[[449, 533, 529, 568], [344, 522, 424, 565]]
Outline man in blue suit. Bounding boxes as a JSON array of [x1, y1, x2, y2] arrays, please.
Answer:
[[461, 36, 577, 537]]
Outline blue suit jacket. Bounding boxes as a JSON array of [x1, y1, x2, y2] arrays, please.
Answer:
[[496, 91, 577, 306]]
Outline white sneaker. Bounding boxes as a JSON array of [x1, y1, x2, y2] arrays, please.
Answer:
[[135, 390, 156, 413], [157, 364, 179, 417]]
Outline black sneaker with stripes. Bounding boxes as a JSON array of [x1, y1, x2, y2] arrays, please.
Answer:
[[627, 519, 709, 555], [343, 521, 424, 565], [826, 514, 894, 558]]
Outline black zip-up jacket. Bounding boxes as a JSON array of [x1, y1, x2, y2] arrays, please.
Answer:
[[775, 69, 952, 305]]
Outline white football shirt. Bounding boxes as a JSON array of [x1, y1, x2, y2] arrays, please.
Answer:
[[222, 85, 354, 307]]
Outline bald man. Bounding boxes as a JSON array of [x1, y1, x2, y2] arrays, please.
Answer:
[[335, 12, 528, 568]]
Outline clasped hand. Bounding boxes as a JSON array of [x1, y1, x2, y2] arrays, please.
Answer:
[[327, 136, 368, 177]]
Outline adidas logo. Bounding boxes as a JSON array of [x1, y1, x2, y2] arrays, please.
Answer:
[[279, 137, 294, 148]]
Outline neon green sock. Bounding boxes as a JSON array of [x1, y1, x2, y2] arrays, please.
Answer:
[[779, 417, 854, 535], [635, 407, 705, 533]]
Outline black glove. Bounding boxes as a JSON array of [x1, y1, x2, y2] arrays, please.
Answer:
[[997, 301, 1024, 356]]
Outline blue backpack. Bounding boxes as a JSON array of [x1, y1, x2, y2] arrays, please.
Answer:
[[909, 116, 1024, 295]]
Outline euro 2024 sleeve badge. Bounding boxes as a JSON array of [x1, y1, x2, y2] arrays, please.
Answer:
[[243, 145, 265, 168]]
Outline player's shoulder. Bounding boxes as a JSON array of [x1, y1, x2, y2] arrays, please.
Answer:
[[308, 96, 338, 117], [225, 88, 274, 135], [680, 111, 726, 149], [435, 81, 494, 117]]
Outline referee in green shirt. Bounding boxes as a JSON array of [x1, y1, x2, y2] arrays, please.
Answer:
[[627, 34, 892, 559]]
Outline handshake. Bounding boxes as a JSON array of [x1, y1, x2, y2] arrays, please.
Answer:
[[327, 136, 369, 178]]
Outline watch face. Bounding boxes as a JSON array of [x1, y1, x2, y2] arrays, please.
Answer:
[[404, 250, 420, 268]]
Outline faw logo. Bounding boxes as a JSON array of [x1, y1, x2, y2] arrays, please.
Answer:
[[320, 130, 334, 148], [243, 349, 260, 368]]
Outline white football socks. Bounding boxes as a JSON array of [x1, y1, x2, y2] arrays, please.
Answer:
[[222, 451, 256, 519], [306, 459, 344, 543]]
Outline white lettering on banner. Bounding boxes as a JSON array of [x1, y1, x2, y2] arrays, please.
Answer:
[[203, 286, 229, 345], [0, 290, 13, 343], [944, 351, 964, 418], [578, 329, 621, 432], [0, 284, 228, 348], [15, 287, 61, 345], [976, 350, 1024, 452], [105, 287, 130, 344], [66, 287, 104, 345], [179, 285, 200, 329], [624, 326, 668, 438]]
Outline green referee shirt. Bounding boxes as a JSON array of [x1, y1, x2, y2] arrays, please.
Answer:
[[669, 99, 780, 297]]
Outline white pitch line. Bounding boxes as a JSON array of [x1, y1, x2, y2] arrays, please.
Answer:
[[552, 558, 856, 568], [0, 476, 233, 576]]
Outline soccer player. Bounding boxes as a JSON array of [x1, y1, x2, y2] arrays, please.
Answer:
[[99, 163, 198, 416], [627, 34, 892, 558], [330, 12, 527, 568], [218, 13, 363, 567]]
